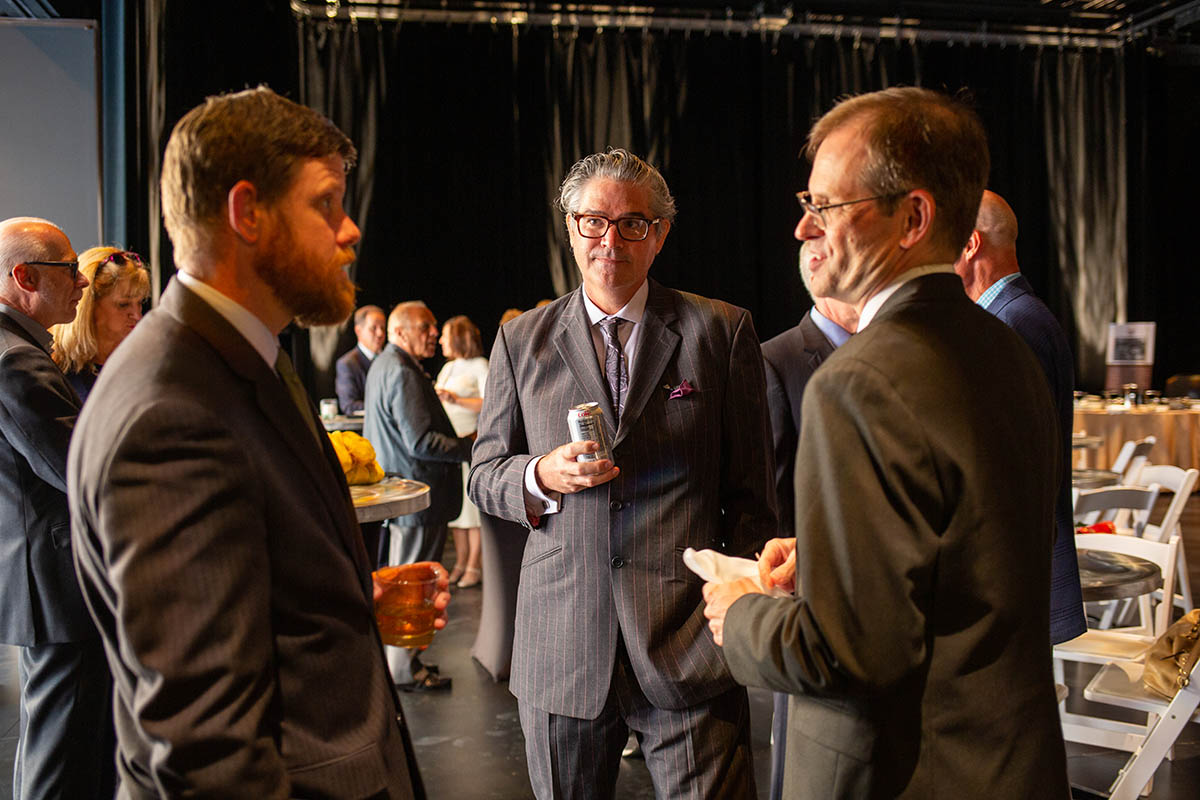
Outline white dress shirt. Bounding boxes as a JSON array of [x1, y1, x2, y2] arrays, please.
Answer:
[[522, 280, 650, 518]]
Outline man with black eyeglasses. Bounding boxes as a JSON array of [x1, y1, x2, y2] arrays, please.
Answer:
[[469, 149, 777, 799], [0, 216, 116, 799]]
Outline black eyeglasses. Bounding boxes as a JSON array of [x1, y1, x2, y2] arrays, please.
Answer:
[[22, 260, 80, 281], [571, 213, 661, 242], [796, 190, 906, 229]]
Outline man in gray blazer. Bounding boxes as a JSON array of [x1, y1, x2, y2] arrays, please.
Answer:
[[69, 88, 443, 798], [366, 301, 473, 568], [469, 149, 776, 799], [0, 217, 114, 799], [703, 88, 1070, 799], [365, 300, 471, 690]]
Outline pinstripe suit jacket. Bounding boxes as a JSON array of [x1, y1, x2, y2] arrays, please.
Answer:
[[985, 274, 1086, 644], [468, 280, 778, 718], [68, 279, 421, 799]]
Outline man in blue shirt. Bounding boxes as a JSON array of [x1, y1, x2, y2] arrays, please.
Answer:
[[954, 189, 1086, 645]]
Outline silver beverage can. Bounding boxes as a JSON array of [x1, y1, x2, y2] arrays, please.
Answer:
[[567, 402, 612, 463]]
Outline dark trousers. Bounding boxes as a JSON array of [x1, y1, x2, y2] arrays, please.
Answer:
[[770, 692, 788, 800], [519, 641, 756, 800], [15, 638, 115, 800], [385, 522, 449, 567]]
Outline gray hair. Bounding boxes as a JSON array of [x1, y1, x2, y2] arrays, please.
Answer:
[[0, 217, 63, 277], [557, 148, 677, 222]]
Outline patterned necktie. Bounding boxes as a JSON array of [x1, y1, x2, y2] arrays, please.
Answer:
[[598, 317, 628, 419], [275, 349, 321, 444]]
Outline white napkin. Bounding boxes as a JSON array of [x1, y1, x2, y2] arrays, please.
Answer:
[[682, 547, 792, 598]]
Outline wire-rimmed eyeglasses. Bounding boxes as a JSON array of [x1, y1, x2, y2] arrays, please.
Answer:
[[796, 190, 905, 229], [21, 260, 80, 281], [571, 213, 661, 242]]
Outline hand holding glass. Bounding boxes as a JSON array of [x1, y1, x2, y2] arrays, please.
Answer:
[[372, 563, 450, 648]]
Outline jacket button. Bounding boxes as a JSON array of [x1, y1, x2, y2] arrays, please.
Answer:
[[611, 556, 625, 569], [609, 500, 623, 511]]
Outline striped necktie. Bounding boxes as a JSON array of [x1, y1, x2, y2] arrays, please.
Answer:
[[598, 317, 628, 420]]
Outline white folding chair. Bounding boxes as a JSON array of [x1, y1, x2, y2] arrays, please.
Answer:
[[1133, 464, 1198, 613], [1083, 653, 1200, 799], [1074, 484, 1161, 538], [1054, 533, 1180, 750], [1110, 435, 1157, 485]]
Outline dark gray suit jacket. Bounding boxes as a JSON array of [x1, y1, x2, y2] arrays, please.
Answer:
[[762, 309, 836, 539], [364, 344, 473, 527], [69, 279, 422, 799], [986, 274, 1086, 644], [0, 309, 93, 645], [336, 346, 371, 414], [724, 274, 1069, 799], [469, 280, 778, 719]]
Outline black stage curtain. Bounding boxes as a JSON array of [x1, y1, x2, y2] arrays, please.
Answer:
[[297, 20, 1132, 391]]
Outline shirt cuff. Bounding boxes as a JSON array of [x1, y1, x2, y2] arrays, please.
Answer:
[[524, 456, 562, 517]]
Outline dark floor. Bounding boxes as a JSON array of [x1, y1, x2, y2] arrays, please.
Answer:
[[2, 518, 1199, 799]]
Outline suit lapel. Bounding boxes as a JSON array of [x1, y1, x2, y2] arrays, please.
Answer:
[[162, 281, 370, 579], [553, 290, 619, 440], [614, 282, 680, 448]]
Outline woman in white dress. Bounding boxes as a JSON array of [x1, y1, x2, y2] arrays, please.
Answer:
[[435, 316, 489, 588]]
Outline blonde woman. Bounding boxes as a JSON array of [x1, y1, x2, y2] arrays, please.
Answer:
[[51, 247, 150, 401], [435, 315, 488, 587]]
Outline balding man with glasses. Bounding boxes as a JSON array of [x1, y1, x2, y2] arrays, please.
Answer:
[[469, 149, 777, 799], [703, 89, 1069, 799], [0, 217, 116, 799]]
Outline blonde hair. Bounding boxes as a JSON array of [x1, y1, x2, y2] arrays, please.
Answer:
[[51, 247, 150, 373]]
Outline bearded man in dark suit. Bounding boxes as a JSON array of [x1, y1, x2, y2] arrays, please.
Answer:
[[69, 87, 446, 798], [703, 88, 1070, 799], [954, 189, 1086, 646], [469, 149, 777, 799], [0, 217, 114, 799]]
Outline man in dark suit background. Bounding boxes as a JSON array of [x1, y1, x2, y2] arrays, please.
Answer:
[[336, 303, 385, 413], [760, 244, 858, 800], [69, 87, 445, 798], [0, 217, 114, 799], [365, 300, 471, 690], [954, 189, 1086, 646], [470, 148, 776, 799], [703, 88, 1070, 799]]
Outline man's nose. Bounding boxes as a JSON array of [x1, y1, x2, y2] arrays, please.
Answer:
[[794, 212, 822, 242], [600, 223, 622, 247], [340, 215, 362, 247]]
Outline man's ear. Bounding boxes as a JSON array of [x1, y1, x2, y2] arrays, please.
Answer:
[[961, 230, 981, 261], [897, 189, 935, 250], [10, 263, 38, 292], [227, 180, 265, 244]]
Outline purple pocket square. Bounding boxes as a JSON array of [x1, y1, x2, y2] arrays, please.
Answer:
[[667, 379, 695, 399]]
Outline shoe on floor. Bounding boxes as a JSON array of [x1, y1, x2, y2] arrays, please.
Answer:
[[457, 567, 482, 589], [398, 664, 452, 693]]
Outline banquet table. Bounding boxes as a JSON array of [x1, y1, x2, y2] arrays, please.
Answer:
[[1073, 406, 1200, 471], [322, 414, 365, 432], [1071, 469, 1120, 490], [350, 477, 430, 524], [1076, 548, 1163, 602]]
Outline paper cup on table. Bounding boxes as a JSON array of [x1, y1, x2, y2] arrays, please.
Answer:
[[374, 564, 438, 648]]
